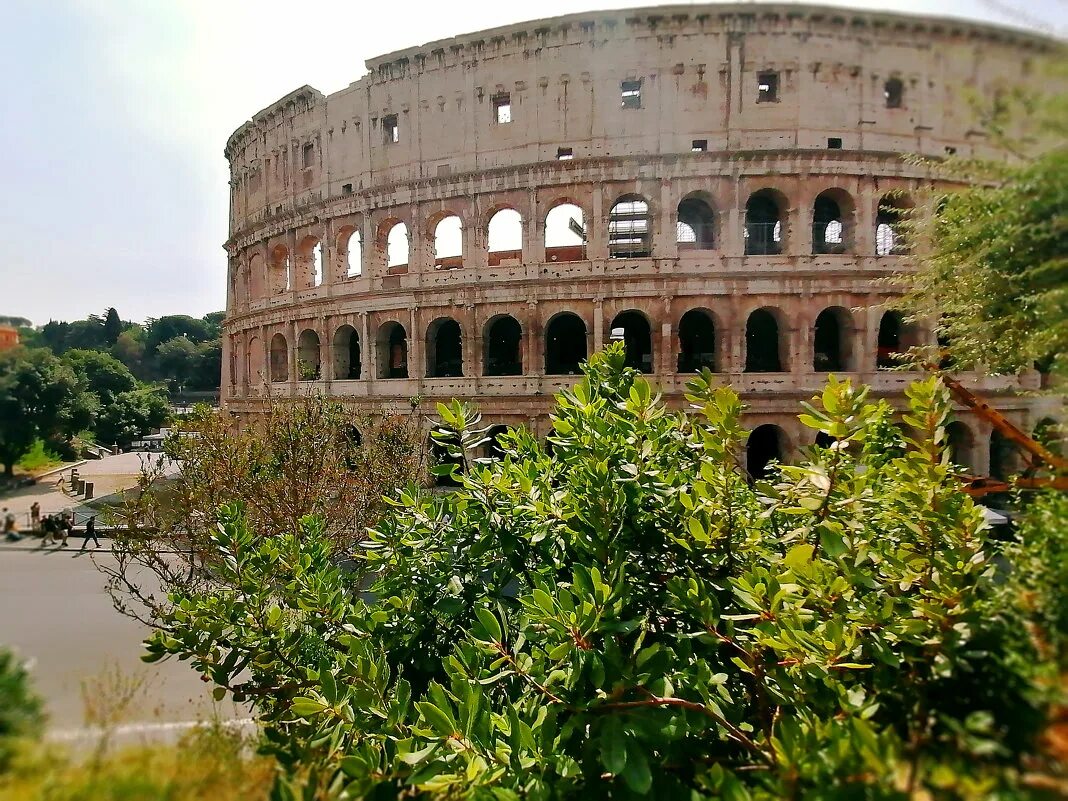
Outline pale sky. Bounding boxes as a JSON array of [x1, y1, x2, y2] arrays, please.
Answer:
[[1, 0, 1061, 327]]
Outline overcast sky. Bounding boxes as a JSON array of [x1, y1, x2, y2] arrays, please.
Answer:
[[1, 0, 1061, 327]]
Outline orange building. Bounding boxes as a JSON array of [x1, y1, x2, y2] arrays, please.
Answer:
[[0, 326, 19, 351]]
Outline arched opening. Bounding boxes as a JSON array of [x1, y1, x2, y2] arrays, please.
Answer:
[[386, 222, 409, 272], [884, 77, 904, 109], [747, 425, 786, 479], [989, 431, 1016, 481], [814, 431, 836, 449], [376, 322, 408, 379], [433, 215, 463, 270], [813, 307, 853, 372], [875, 195, 911, 256], [269, 333, 288, 383], [332, 325, 361, 380], [676, 195, 715, 250], [744, 190, 785, 255], [545, 313, 587, 375], [248, 254, 265, 300], [269, 245, 290, 294], [484, 315, 522, 376], [485, 425, 509, 460], [297, 330, 321, 380], [608, 195, 651, 258], [946, 421, 975, 471], [609, 310, 653, 374], [545, 202, 586, 262], [426, 318, 463, 378], [812, 190, 852, 254], [488, 209, 523, 266], [297, 236, 322, 289], [677, 309, 717, 373], [246, 336, 260, 385], [339, 227, 362, 278], [745, 309, 784, 372], [877, 311, 921, 369]]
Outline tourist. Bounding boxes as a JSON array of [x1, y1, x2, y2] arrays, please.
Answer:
[[40, 514, 56, 546], [79, 516, 100, 551], [2, 507, 20, 542], [58, 510, 72, 547], [29, 502, 40, 531]]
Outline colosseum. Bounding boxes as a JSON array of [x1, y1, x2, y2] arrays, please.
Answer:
[[221, 3, 1061, 479]]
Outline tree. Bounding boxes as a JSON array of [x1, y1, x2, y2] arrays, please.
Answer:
[[111, 326, 146, 378], [155, 335, 201, 390], [62, 348, 137, 401], [104, 394, 428, 627], [0, 348, 92, 475], [93, 387, 169, 447], [142, 348, 1063, 799], [144, 316, 213, 356], [103, 307, 123, 346], [901, 147, 1068, 376]]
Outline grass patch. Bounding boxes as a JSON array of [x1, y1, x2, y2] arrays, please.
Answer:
[[15, 440, 63, 475], [0, 723, 274, 801]]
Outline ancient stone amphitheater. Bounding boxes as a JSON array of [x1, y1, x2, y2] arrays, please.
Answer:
[[221, 3, 1059, 478]]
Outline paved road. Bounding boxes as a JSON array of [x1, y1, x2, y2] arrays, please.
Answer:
[[0, 546, 247, 738]]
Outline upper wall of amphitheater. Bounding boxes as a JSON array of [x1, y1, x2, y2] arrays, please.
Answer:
[[223, 3, 1059, 240]]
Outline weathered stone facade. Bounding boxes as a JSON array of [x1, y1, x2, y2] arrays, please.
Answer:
[[222, 3, 1060, 477]]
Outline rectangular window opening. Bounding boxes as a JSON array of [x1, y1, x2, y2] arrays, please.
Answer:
[[827, 137, 842, 149], [342, 183, 353, 195], [757, 72, 779, 103], [493, 93, 512, 124], [621, 79, 642, 109], [691, 139, 707, 152], [557, 147, 573, 161], [302, 142, 315, 169], [383, 114, 399, 144]]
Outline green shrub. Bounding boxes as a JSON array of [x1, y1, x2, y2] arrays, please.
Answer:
[[144, 346, 1062, 799], [0, 648, 45, 772]]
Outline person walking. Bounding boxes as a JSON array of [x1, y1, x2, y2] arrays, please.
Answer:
[[40, 514, 57, 546], [29, 502, 40, 532], [58, 510, 72, 547], [79, 516, 101, 551], [2, 508, 20, 542]]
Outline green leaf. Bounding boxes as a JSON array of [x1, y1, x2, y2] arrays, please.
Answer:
[[416, 701, 457, 736], [475, 607, 502, 642], [290, 697, 329, 718], [600, 719, 627, 775], [621, 740, 652, 793]]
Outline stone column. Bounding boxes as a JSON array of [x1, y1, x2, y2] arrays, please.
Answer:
[[321, 315, 332, 382], [288, 321, 298, 390], [593, 298, 604, 355], [526, 188, 543, 264], [588, 193, 608, 260], [409, 307, 422, 383], [462, 303, 477, 378], [659, 295, 674, 377], [525, 301, 540, 376], [359, 312, 371, 381]]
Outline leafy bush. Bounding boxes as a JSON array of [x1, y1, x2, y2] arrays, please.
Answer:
[[0, 648, 44, 772], [144, 347, 1062, 799]]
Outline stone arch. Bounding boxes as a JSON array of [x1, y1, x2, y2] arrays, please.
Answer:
[[247, 253, 265, 300], [484, 314, 523, 376], [431, 213, 464, 270], [609, 309, 654, 374], [813, 306, 855, 372], [246, 335, 261, 385], [989, 430, 1017, 481], [747, 424, 788, 479], [884, 76, 905, 108], [544, 201, 587, 262], [297, 329, 322, 380], [812, 189, 855, 254], [946, 420, 975, 471], [337, 225, 362, 278], [744, 189, 787, 255], [544, 312, 588, 375], [877, 311, 922, 369], [745, 307, 786, 372], [608, 194, 652, 258], [376, 321, 408, 379], [269, 332, 288, 382], [269, 244, 290, 294], [676, 193, 716, 250], [426, 317, 464, 377], [295, 235, 322, 289], [487, 208, 523, 266], [380, 220, 409, 271], [875, 193, 913, 256], [332, 324, 361, 380], [677, 308, 718, 373]]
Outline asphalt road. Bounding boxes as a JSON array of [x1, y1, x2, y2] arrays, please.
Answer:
[[0, 546, 248, 740]]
